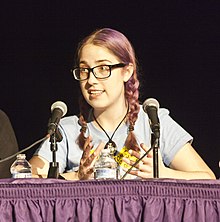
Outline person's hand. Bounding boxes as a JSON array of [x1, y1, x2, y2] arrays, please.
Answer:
[[78, 136, 105, 180], [122, 143, 166, 179]]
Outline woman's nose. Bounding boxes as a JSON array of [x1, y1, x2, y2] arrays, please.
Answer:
[[87, 71, 98, 84]]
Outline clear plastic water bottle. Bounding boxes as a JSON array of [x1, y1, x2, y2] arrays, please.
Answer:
[[94, 148, 119, 180], [10, 154, 32, 178]]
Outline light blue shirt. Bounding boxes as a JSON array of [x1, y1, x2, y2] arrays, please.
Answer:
[[35, 106, 193, 177]]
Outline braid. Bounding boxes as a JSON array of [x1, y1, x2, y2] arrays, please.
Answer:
[[77, 115, 87, 150], [77, 95, 91, 150], [124, 75, 140, 152]]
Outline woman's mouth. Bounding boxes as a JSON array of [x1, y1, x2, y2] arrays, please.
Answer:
[[88, 89, 104, 96]]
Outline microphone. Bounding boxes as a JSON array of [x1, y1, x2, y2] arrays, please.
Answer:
[[142, 98, 160, 138], [143, 98, 160, 178], [122, 98, 161, 179], [47, 101, 67, 136]]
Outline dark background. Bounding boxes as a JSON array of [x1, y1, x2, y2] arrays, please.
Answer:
[[0, 1, 219, 178]]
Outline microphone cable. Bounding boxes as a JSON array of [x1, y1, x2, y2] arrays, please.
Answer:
[[120, 139, 158, 180], [0, 134, 50, 163]]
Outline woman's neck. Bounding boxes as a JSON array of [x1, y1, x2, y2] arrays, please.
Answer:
[[93, 103, 128, 131]]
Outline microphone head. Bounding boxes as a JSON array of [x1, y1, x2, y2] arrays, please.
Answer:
[[51, 101, 68, 117], [142, 98, 160, 112]]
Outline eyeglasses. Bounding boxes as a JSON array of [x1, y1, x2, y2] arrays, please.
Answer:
[[71, 63, 126, 81]]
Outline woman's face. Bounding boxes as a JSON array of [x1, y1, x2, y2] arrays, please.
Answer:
[[79, 44, 133, 111]]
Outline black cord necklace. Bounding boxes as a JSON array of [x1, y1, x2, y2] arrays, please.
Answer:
[[92, 106, 129, 154]]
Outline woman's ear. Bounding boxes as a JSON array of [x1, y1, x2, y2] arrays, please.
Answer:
[[123, 63, 134, 82]]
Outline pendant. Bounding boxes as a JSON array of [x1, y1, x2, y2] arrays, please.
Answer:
[[105, 140, 117, 155]]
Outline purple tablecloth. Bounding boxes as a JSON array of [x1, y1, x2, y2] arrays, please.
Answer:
[[0, 178, 220, 222]]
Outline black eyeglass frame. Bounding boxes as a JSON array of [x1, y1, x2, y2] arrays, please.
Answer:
[[71, 63, 127, 81]]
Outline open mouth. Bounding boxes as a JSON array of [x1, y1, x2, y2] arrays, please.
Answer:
[[88, 90, 104, 96]]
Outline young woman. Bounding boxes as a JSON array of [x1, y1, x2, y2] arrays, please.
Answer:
[[29, 28, 215, 180]]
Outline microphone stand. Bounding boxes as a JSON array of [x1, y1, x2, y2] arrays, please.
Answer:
[[151, 133, 159, 178], [47, 132, 59, 179], [47, 129, 64, 179]]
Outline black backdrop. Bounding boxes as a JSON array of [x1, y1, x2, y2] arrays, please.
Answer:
[[1, 1, 219, 178]]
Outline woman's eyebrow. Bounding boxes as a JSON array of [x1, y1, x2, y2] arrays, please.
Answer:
[[79, 59, 113, 65]]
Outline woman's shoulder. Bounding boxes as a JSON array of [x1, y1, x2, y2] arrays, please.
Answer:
[[60, 115, 80, 127], [139, 104, 170, 118]]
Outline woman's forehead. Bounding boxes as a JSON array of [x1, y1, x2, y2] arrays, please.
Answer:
[[80, 44, 118, 64]]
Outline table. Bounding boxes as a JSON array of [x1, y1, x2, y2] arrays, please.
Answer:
[[0, 178, 220, 222]]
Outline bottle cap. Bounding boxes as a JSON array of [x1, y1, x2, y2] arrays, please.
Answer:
[[16, 154, 26, 159]]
